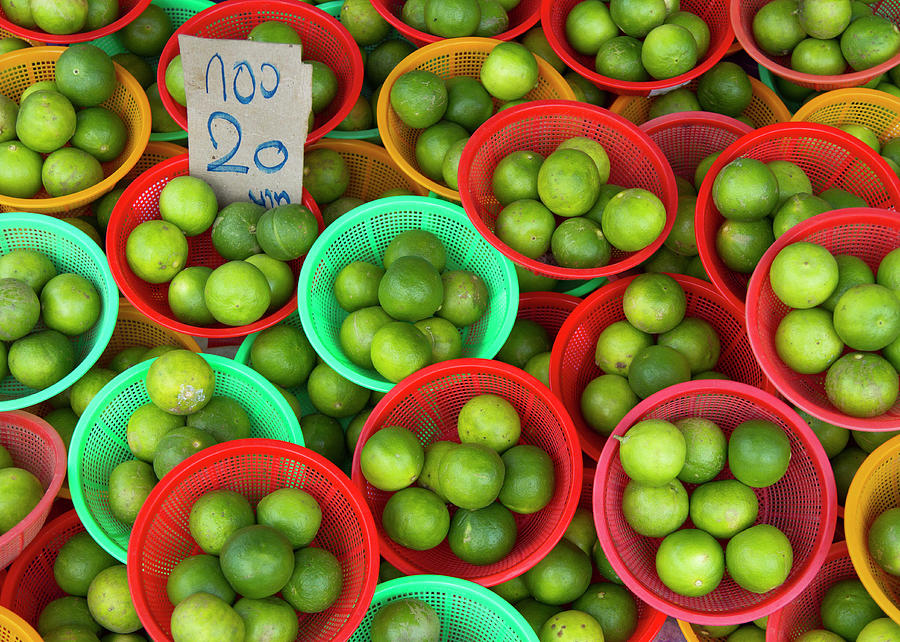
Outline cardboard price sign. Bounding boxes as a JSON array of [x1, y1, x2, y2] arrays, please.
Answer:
[[179, 34, 312, 208]]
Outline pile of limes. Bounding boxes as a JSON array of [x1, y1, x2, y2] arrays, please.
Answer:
[[0, 248, 100, 392], [334, 229, 489, 382], [0, 444, 43, 536], [768, 242, 900, 418], [618, 416, 794, 597], [0, 45, 125, 200], [1, 0, 121, 35], [798, 576, 894, 640], [564, 0, 711, 81], [398, 0, 519, 38], [124, 174, 318, 328], [646, 62, 754, 122], [580, 274, 727, 435], [752, 0, 900, 76], [166, 486, 341, 641], [360, 393, 555, 563]]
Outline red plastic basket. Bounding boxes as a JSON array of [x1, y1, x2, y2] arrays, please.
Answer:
[[0, 411, 66, 570], [639, 112, 754, 183], [128, 439, 378, 642], [156, 0, 363, 144], [350, 358, 582, 586], [0, 510, 84, 623], [766, 541, 855, 641], [695, 122, 900, 309], [105, 154, 323, 338], [746, 208, 900, 431], [540, 0, 733, 96], [0, 0, 151, 44], [732, 0, 900, 91], [370, 0, 539, 46], [457, 100, 678, 280], [550, 274, 773, 461], [581, 468, 667, 642], [594, 380, 837, 625], [516, 291, 581, 341]]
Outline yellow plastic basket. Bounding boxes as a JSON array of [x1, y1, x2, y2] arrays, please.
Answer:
[[376, 37, 576, 201], [0, 606, 41, 642], [305, 139, 428, 201], [0, 28, 43, 45], [845, 434, 900, 624], [609, 76, 790, 128], [0, 46, 151, 215], [791, 88, 900, 143]]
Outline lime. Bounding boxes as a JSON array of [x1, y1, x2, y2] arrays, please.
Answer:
[[37, 597, 99, 636], [480, 42, 538, 100], [439, 443, 505, 509], [125, 220, 188, 284], [55, 45, 115, 108], [842, 15, 900, 71], [820, 187, 868, 209], [170, 592, 243, 642], [797, 408, 849, 458], [642, 24, 698, 80], [713, 158, 779, 221], [371, 599, 440, 642], [145, 350, 214, 415], [694, 152, 721, 191], [303, 148, 349, 205], [690, 479, 759, 538], [728, 419, 791, 488], [8, 329, 75, 390], [878, 247, 900, 293], [233, 597, 298, 642], [71, 107, 126, 162], [185, 396, 250, 443], [340, 306, 392, 369], [457, 394, 520, 453], [0, 279, 39, 341], [675, 417, 726, 484], [694, 624, 740, 638], [516, 264, 557, 292], [538, 610, 604, 642], [438, 270, 488, 327], [384, 230, 446, 272], [566, 0, 618, 54], [257, 488, 321, 549], [658, 317, 720, 374], [378, 256, 443, 322], [382, 487, 450, 550], [303, 414, 348, 466], [107, 459, 155, 524], [340, 0, 390, 44], [16, 90, 76, 154], [664, 195, 698, 256], [826, 352, 898, 417], [832, 446, 867, 504], [400, 0, 427, 29], [833, 283, 900, 350], [247, 20, 301, 44], [596, 35, 649, 81], [563, 507, 597, 556], [249, 324, 315, 389], [243, 254, 293, 310], [335, 262, 384, 314], [367, 40, 415, 87], [0, 140, 42, 199], [390, 70, 447, 129], [54, 531, 117, 598], [360, 426, 424, 491], [537, 148, 601, 218], [415, 316, 463, 362], [792, 38, 846, 75], [307, 362, 370, 417], [112, 53, 153, 89], [618, 418, 686, 486], [727, 625, 766, 642], [70, 367, 115, 416], [769, 242, 839, 309], [188, 490, 254, 556], [417, 439, 455, 500], [650, 89, 702, 121], [858, 618, 900, 641], [524, 351, 551, 385], [204, 261, 271, 326], [840, 124, 881, 153], [119, 4, 172, 57], [423, 0, 480, 37], [572, 583, 637, 642], [775, 308, 844, 374], [551, 218, 611, 269], [495, 199, 556, 259], [444, 76, 493, 133], [821, 579, 884, 640], [492, 150, 543, 206], [309, 61, 338, 114], [86, 565, 140, 634], [496, 318, 550, 369], [220, 525, 295, 599], [753, 0, 806, 55], [666, 10, 710, 57], [42, 147, 103, 197], [628, 344, 691, 399], [0, 37, 28, 55], [371, 321, 432, 382], [715, 219, 775, 274], [0, 0, 35, 29], [594, 320, 654, 376], [158, 176, 217, 237], [448, 502, 516, 565], [655, 529, 724, 597], [525, 539, 593, 605], [346, 409, 371, 455], [558, 136, 611, 184], [256, 203, 319, 261], [124, 403, 183, 463], [622, 477, 688, 537], [772, 193, 831, 239], [868, 507, 900, 575], [30, 0, 87, 35], [322, 197, 364, 227], [592, 540, 624, 584], [498, 444, 554, 514], [853, 429, 900, 453], [517, 599, 563, 634], [768, 159, 813, 206], [609, 0, 666, 37], [580, 374, 639, 436], [167, 266, 214, 327], [493, 576, 529, 603], [798, 0, 851, 38], [623, 273, 686, 334], [601, 188, 667, 252], [796, 630, 846, 642]]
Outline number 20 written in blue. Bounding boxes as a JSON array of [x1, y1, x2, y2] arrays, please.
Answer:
[[204, 54, 288, 175]]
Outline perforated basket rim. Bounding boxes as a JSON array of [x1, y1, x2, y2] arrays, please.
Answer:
[[694, 121, 900, 310], [349, 358, 583, 586], [730, 0, 900, 91], [88, 0, 215, 55], [0, 606, 40, 642], [114, 297, 203, 355], [155, 0, 364, 144], [0, 213, 119, 411], [127, 438, 379, 642], [539, 0, 735, 96], [456, 99, 679, 280], [296, 195, 519, 393], [0, 0, 152, 43], [68, 353, 304, 562], [351, 574, 538, 641], [305, 138, 429, 196], [790, 88, 900, 137], [745, 208, 900, 431], [592, 380, 837, 625], [639, 110, 756, 139]]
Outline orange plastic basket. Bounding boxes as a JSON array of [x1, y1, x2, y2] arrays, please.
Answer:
[[376, 37, 576, 201], [0, 46, 151, 216], [609, 77, 791, 128], [0, 28, 43, 45], [0, 0, 150, 44], [100, 298, 202, 363], [0, 607, 40, 642], [732, 0, 900, 91], [305, 139, 427, 201], [845, 434, 900, 625], [791, 88, 900, 142]]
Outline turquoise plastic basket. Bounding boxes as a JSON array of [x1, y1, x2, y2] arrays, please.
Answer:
[[68, 353, 304, 562], [297, 195, 519, 392], [0, 214, 119, 411], [348, 575, 538, 641]]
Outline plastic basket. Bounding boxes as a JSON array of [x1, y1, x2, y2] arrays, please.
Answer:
[[746, 209, 900, 431], [106, 154, 322, 339], [156, 0, 363, 144], [791, 88, 900, 143], [0, 213, 119, 411], [297, 195, 519, 393], [348, 575, 537, 641], [457, 100, 678, 280], [0, 510, 84, 625], [695, 122, 900, 309], [0, 0, 151, 44], [759, 64, 803, 115], [594, 381, 837, 625], [550, 274, 773, 461], [350, 359, 581, 585], [0, 607, 39, 642], [0, 47, 151, 216], [555, 277, 609, 298], [732, 0, 900, 91], [766, 541, 856, 641], [640, 112, 754, 183], [0, 28, 43, 46], [609, 77, 791, 128], [844, 434, 900, 626], [69, 353, 304, 562], [516, 291, 581, 341], [100, 298, 202, 363], [370, 0, 539, 46], [306, 139, 428, 202], [540, 0, 733, 96], [128, 439, 378, 642], [376, 38, 576, 201], [0, 411, 66, 570]]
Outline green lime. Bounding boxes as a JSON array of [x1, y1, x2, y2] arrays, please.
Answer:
[[233, 597, 298, 642], [727, 625, 766, 642], [595, 35, 648, 81], [382, 486, 450, 550], [322, 197, 364, 227], [309, 60, 338, 114], [384, 230, 446, 271], [551, 217, 611, 269], [442, 136, 468, 189], [247, 20, 302, 44], [573, 583, 638, 642], [417, 439, 455, 500], [256, 203, 318, 261], [658, 317, 720, 374], [713, 158, 779, 221], [37, 596, 99, 636], [832, 446, 867, 504], [768, 159, 813, 206], [370, 599, 440, 642], [16, 90, 76, 154], [821, 578, 885, 640], [601, 188, 667, 252], [31, 0, 87, 37], [728, 419, 791, 488], [340, 305, 392, 369], [220, 525, 295, 599], [797, 407, 849, 458], [628, 344, 692, 399], [517, 599, 563, 635], [563, 507, 597, 556], [496, 318, 550, 369], [841, 15, 900, 71], [610, 0, 666, 37], [303, 148, 349, 204], [42, 147, 103, 197], [664, 195, 698, 256], [243, 254, 293, 310], [168, 266, 214, 326], [753, 0, 806, 55], [334, 261, 384, 313], [71, 107, 126, 162], [858, 618, 900, 642], [55, 44, 115, 108], [666, 10, 710, 57], [366, 40, 415, 86], [0, 140, 42, 199], [566, 0, 618, 55], [623, 273, 687, 334], [618, 418, 686, 486], [495, 199, 556, 259], [8, 330, 74, 390], [641, 24, 698, 80], [524, 539, 593, 605], [558, 136, 611, 183], [492, 575, 529, 602], [86, 565, 140, 634], [438, 442, 505, 510], [437, 270, 488, 327], [538, 610, 605, 642], [257, 487, 322, 549], [715, 218, 775, 274], [204, 261, 271, 326], [390, 70, 448, 129], [820, 187, 868, 209], [524, 351, 551, 386], [826, 352, 899, 418], [423, 0, 480, 37], [840, 124, 882, 153], [444, 76, 493, 133], [492, 150, 544, 205], [799, 0, 851, 39], [522, 26, 565, 71], [360, 426, 424, 491], [119, 4, 172, 57], [125, 402, 184, 462], [415, 316, 463, 363], [108, 459, 155, 525], [690, 479, 759, 538], [448, 502, 517, 565], [414, 119, 468, 182], [145, 350, 214, 415], [125, 220, 188, 284], [249, 324, 315, 389], [371, 321, 432, 382], [307, 362, 370, 418], [188, 490, 254, 556], [299, 414, 347, 466], [186, 396, 251, 443], [622, 477, 688, 537], [593, 539, 623, 584], [346, 408, 371, 455], [170, 592, 244, 642], [112, 53, 153, 89], [878, 246, 900, 294], [159, 176, 217, 237], [694, 152, 721, 191], [775, 308, 844, 374], [772, 193, 832, 239], [457, 393, 521, 453], [655, 529, 724, 597], [53, 531, 117, 598], [594, 320, 653, 376], [868, 507, 900, 575], [378, 256, 443, 322], [796, 630, 846, 642], [0, 278, 39, 341], [833, 283, 900, 350], [675, 417, 726, 484], [853, 429, 900, 453], [69, 367, 115, 416], [498, 444, 554, 514], [580, 374, 639, 436], [792, 38, 846, 75], [480, 41, 538, 100]]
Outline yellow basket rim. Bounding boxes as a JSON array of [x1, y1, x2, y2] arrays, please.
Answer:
[[305, 138, 429, 196], [844, 432, 900, 624], [114, 297, 203, 354], [677, 619, 702, 641], [791, 87, 900, 125], [0, 45, 151, 213], [376, 36, 577, 201], [0, 606, 41, 642]]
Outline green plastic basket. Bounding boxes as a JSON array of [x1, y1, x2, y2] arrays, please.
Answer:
[[68, 353, 304, 562], [758, 64, 803, 114], [348, 575, 537, 641], [89, 0, 214, 142], [556, 276, 608, 297], [0, 214, 119, 412], [297, 195, 519, 392]]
